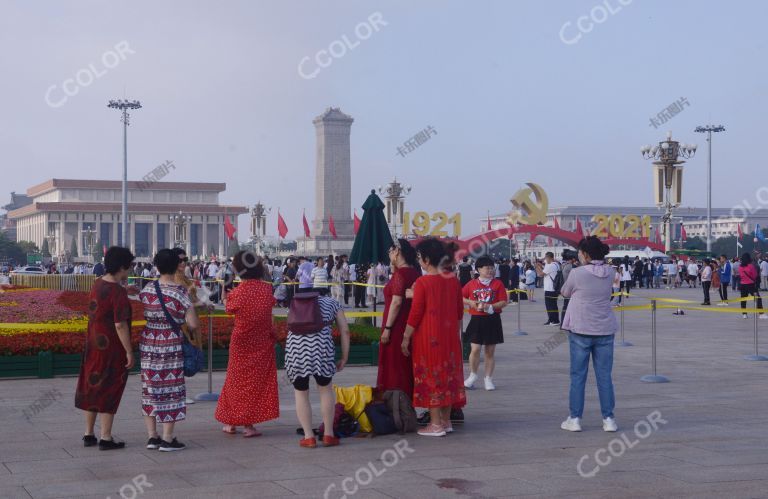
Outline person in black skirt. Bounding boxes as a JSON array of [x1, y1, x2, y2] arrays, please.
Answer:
[[461, 256, 509, 391]]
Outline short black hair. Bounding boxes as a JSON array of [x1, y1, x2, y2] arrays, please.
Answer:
[[577, 236, 610, 260], [153, 248, 180, 275], [475, 256, 494, 269], [545, 251, 554, 259], [232, 250, 265, 279], [104, 246, 134, 274]]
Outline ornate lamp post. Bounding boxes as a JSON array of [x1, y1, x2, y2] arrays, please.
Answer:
[[171, 211, 191, 252], [81, 228, 98, 263], [107, 99, 142, 248], [378, 178, 412, 238], [250, 202, 271, 255], [641, 132, 697, 253]]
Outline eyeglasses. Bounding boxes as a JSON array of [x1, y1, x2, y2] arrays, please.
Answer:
[[179, 257, 189, 263]]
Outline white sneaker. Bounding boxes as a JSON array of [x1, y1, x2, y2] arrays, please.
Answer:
[[484, 377, 495, 391], [760, 314, 768, 320], [464, 373, 477, 389], [743, 314, 749, 319], [603, 417, 618, 432], [561, 416, 582, 432], [185, 397, 195, 404]]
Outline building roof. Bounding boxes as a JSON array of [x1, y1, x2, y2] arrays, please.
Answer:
[[313, 107, 354, 124], [26, 179, 228, 197], [2, 192, 32, 212], [8, 202, 248, 219]]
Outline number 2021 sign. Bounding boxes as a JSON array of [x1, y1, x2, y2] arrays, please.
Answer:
[[591, 214, 652, 238], [403, 212, 461, 237]]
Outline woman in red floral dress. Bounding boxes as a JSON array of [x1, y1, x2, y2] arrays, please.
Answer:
[[401, 238, 466, 437], [377, 239, 421, 397], [75, 246, 135, 451], [215, 252, 279, 437]]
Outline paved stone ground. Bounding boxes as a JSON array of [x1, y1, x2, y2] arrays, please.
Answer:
[[2, 286, 768, 498]]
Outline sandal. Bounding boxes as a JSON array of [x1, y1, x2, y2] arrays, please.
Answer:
[[222, 425, 237, 434], [243, 427, 262, 438]]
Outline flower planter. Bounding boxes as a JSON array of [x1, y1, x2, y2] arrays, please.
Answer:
[[0, 343, 381, 379]]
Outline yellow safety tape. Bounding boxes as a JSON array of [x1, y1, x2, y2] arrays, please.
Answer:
[[656, 304, 768, 313]]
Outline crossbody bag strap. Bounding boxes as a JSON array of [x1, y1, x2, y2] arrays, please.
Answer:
[[154, 280, 187, 344], [392, 393, 403, 431]]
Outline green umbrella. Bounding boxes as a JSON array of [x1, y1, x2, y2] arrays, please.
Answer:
[[350, 190, 394, 265]]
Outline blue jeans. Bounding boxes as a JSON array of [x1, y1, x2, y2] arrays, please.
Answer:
[[568, 332, 615, 419]]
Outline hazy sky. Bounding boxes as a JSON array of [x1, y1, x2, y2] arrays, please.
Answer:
[[1, 0, 765, 238]]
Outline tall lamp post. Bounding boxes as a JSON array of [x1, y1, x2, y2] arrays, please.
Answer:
[[694, 124, 726, 253], [378, 178, 412, 238], [107, 99, 142, 249], [641, 132, 697, 253], [250, 202, 270, 255], [171, 211, 191, 252]]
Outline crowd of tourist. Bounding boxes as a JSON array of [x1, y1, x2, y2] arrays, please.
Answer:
[[72, 236, 768, 452]]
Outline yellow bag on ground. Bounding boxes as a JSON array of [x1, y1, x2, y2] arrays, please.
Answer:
[[334, 384, 373, 433]]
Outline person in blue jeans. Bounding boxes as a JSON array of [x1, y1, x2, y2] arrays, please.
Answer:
[[559, 236, 619, 432]]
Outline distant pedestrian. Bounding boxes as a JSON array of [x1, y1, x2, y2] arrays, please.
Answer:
[[536, 252, 560, 326], [738, 253, 767, 320], [717, 255, 731, 305]]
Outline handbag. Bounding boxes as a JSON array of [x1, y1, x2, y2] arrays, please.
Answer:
[[154, 280, 205, 377]]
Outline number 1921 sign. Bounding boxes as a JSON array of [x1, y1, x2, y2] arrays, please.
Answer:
[[403, 212, 461, 237]]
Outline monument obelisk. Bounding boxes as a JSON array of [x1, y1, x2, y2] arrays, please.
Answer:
[[305, 107, 355, 253]]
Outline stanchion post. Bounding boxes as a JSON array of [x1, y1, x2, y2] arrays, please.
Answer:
[[744, 296, 768, 361], [513, 290, 527, 336], [616, 296, 632, 347], [641, 299, 669, 383], [195, 313, 220, 401]]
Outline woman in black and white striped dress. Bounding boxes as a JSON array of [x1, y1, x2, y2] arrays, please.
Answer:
[[286, 288, 350, 448]]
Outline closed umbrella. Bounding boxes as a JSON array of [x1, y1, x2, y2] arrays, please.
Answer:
[[350, 190, 394, 326]]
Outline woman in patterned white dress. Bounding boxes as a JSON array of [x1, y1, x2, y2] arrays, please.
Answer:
[[139, 249, 199, 452], [285, 287, 350, 448]]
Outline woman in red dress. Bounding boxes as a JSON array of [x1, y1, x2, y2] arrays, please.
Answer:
[[75, 246, 135, 450], [401, 238, 466, 437], [215, 252, 279, 437], [377, 239, 421, 397]]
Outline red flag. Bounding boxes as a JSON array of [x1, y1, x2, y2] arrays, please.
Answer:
[[575, 218, 584, 237], [277, 211, 288, 238], [224, 216, 237, 240], [329, 215, 337, 239], [681, 224, 687, 241], [487, 212, 492, 231], [353, 211, 360, 235], [302, 211, 310, 238], [102, 244, 107, 256], [738, 223, 743, 240]]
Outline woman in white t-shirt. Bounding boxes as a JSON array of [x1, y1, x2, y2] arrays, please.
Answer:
[[612, 265, 622, 305]]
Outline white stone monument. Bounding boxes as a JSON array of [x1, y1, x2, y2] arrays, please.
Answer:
[[302, 107, 356, 254]]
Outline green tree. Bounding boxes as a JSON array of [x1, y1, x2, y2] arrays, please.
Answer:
[[683, 236, 706, 251], [70, 238, 78, 258], [17, 240, 39, 254], [0, 233, 25, 263], [41, 238, 51, 257]]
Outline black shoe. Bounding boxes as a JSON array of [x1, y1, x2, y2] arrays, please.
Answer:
[[98, 438, 125, 451], [450, 408, 465, 424], [146, 437, 162, 449], [550, 322, 561, 326], [416, 411, 430, 426], [158, 437, 186, 452], [701, 302, 710, 306], [83, 435, 97, 447], [543, 321, 553, 326]]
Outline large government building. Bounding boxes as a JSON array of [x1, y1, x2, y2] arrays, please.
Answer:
[[7, 179, 247, 261]]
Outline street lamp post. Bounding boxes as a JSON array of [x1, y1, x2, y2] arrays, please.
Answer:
[[694, 124, 726, 253], [107, 99, 142, 249], [641, 132, 697, 253], [378, 178, 412, 239], [171, 211, 191, 250]]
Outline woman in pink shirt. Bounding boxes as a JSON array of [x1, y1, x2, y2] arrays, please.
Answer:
[[738, 253, 767, 319]]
